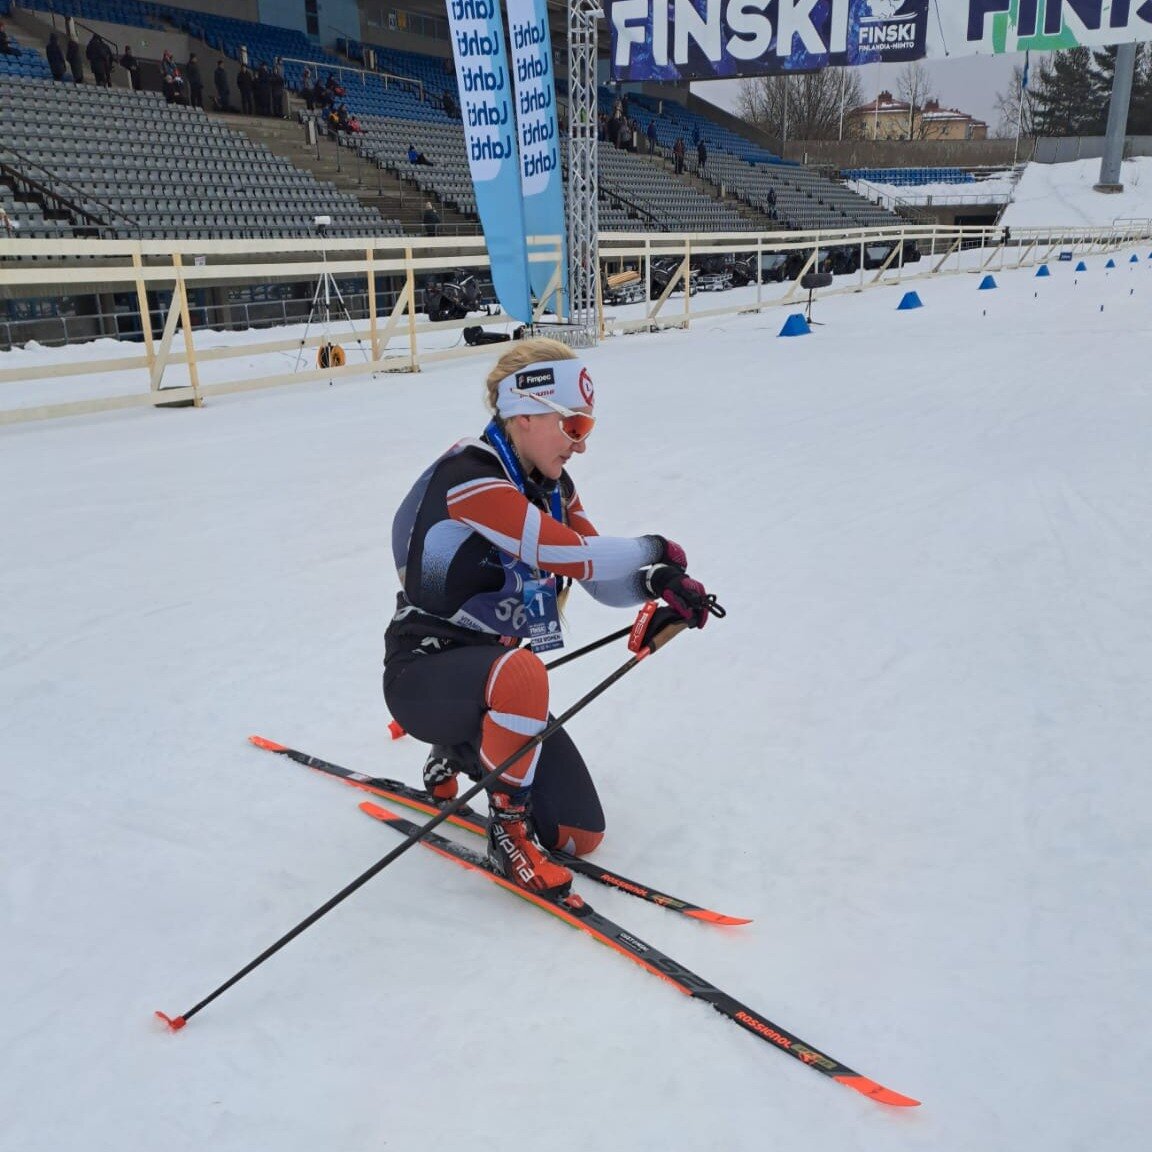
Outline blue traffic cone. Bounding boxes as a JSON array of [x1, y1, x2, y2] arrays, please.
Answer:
[[1075, 260, 1087, 271], [978, 274, 997, 290], [778, 313, 810, 337], [897, 291, 923, 310], [1106, 258, 1116, 269], [1035, 264, 1050, 277]]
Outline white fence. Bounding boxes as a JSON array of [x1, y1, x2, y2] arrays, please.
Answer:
[[2, 219, 1149, 424]]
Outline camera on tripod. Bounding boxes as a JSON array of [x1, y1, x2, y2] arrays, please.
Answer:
[[314, 214, 332, 233]]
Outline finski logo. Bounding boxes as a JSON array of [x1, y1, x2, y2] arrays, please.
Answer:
[[516, 367, 556, 391], [859, 0, 919, 48]]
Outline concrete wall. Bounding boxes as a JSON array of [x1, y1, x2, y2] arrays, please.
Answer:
[[783, 138, 1033, 169], [1033, 136, 1152, 162]]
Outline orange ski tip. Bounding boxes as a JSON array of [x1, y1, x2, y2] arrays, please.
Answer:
[[154, 1010, 186, 1032], [835, 1075, 920, 1107], [359, 800, 400, 821], [248, 735, 286, 751], [684, 910, 753, 926]]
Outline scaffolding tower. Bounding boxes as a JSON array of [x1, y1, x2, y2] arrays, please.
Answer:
[[566, 0, 600, 345]]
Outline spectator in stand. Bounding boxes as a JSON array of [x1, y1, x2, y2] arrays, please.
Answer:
[[300, 65, 313, 100], [0, 22, 21, 57], [628, 117, 640, 152], [443, 90, 458, 118], [120, 45, 142, 91], [270, 66, 286, 118], [46, 32, 67, 81], [163, 67, 187, 105], [672, 136, 685, 175], [254, 63, 272, 116], [408, 143, 434, 167], [646, 119, 658, 155], [692, 123, 701, 146], [696, 138, 707, 175], [66, 36, 85, 84], [214, 60, 231, 111], [423, 201, 440, 237], [312, 78, 329, 111], [160, 49, 176, 80], [86, 32, 113, 86], [236, 64, 254, 115], [186, 53, 203, 108], [767, 187, 776, 208]]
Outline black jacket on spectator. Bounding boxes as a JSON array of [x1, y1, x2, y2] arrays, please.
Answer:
[[214, 62, 230, 109], [46, 34, 67, 80], [186, 56, 203, 107], [120, 47, 142, 90], [65, 38, 84, 83]]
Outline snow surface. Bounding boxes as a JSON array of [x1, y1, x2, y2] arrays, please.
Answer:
[[3, 192, 1152, 1152], [1001, 156, 1152, 229]]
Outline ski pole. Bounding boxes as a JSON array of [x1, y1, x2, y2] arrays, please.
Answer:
[[386, 624, 636, 737], [155, 616, 695, 1032]]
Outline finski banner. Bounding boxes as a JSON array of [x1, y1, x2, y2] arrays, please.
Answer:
[[609, 1, 1152, 83], [447, 0, 533, 323], [506, 0, 568, 315]]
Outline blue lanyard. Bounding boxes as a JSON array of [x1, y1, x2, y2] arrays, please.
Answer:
[[484, 420, 563, 524]]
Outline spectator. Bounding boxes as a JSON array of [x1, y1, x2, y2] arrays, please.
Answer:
[[443, 90, 458, 118], [236, 64, 254, 115], [164, 68, 187, 106], [213, 59, 231, 111], [0, 21, 21, 57], [120, 45, 142, 91], [408, 143, 434, 167], [696, 138, 707, 175], [767, 187, 776, 208], [86, 32, 113, 86], [692, 123, 701, 146], [160, 49, 176, 80], [254, 63, 271, 116], [299, 65, 312, 99], [312, 78, 329, 111], [270, 67, 286, 118], [672, 136, 685, 175], [646, 119, 658, 155], [628, 117, 640, 153], [325, 71, 345, 98], [66, 36, 85, 84], [46, 33, 67, 81], [186, 53, 203, 108], [423, 201, 441, 238]]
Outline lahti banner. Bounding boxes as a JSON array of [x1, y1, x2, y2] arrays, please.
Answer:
[[506, 0, 568, 315], [608, 1, 1152, 83], [447, 0, 533, 323]]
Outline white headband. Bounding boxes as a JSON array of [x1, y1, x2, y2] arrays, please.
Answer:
[[496, 359, 595, 418]]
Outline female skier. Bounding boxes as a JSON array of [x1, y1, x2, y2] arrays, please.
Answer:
[[384, 338, 710, 897]]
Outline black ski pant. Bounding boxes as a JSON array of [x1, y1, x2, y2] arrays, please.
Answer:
[[384, 645, 605, 855]]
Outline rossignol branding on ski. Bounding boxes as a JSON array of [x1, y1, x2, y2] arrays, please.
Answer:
[[359, 799, 920, 1109], [248, 736, 749, 925]]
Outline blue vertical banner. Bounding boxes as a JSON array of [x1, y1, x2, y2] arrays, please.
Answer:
[[447, 0, 533, 323], [505, 0, 568, 317]]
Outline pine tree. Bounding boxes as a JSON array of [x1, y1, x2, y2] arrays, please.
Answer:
[[1030, 48, 1104, 136]]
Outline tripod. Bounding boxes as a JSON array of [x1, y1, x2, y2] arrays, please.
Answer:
[[293, 227, 372, 380], [800, 271, 833, 326]]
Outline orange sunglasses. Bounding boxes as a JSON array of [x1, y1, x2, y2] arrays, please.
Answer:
[[510, 388, 596, 443]]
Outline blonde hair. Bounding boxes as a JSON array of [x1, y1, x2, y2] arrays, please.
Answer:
[[484, 337, 577, 416]]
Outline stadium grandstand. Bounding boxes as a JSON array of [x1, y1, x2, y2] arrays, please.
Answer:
[[3, 0, 984, 355]]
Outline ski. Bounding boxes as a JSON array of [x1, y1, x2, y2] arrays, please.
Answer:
[[249, 735, 749, 926], [360, 799, 920, 1108]]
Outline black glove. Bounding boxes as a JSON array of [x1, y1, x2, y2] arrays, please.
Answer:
[[629, 604, 687, 653], [645, 564, 710, 629]]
